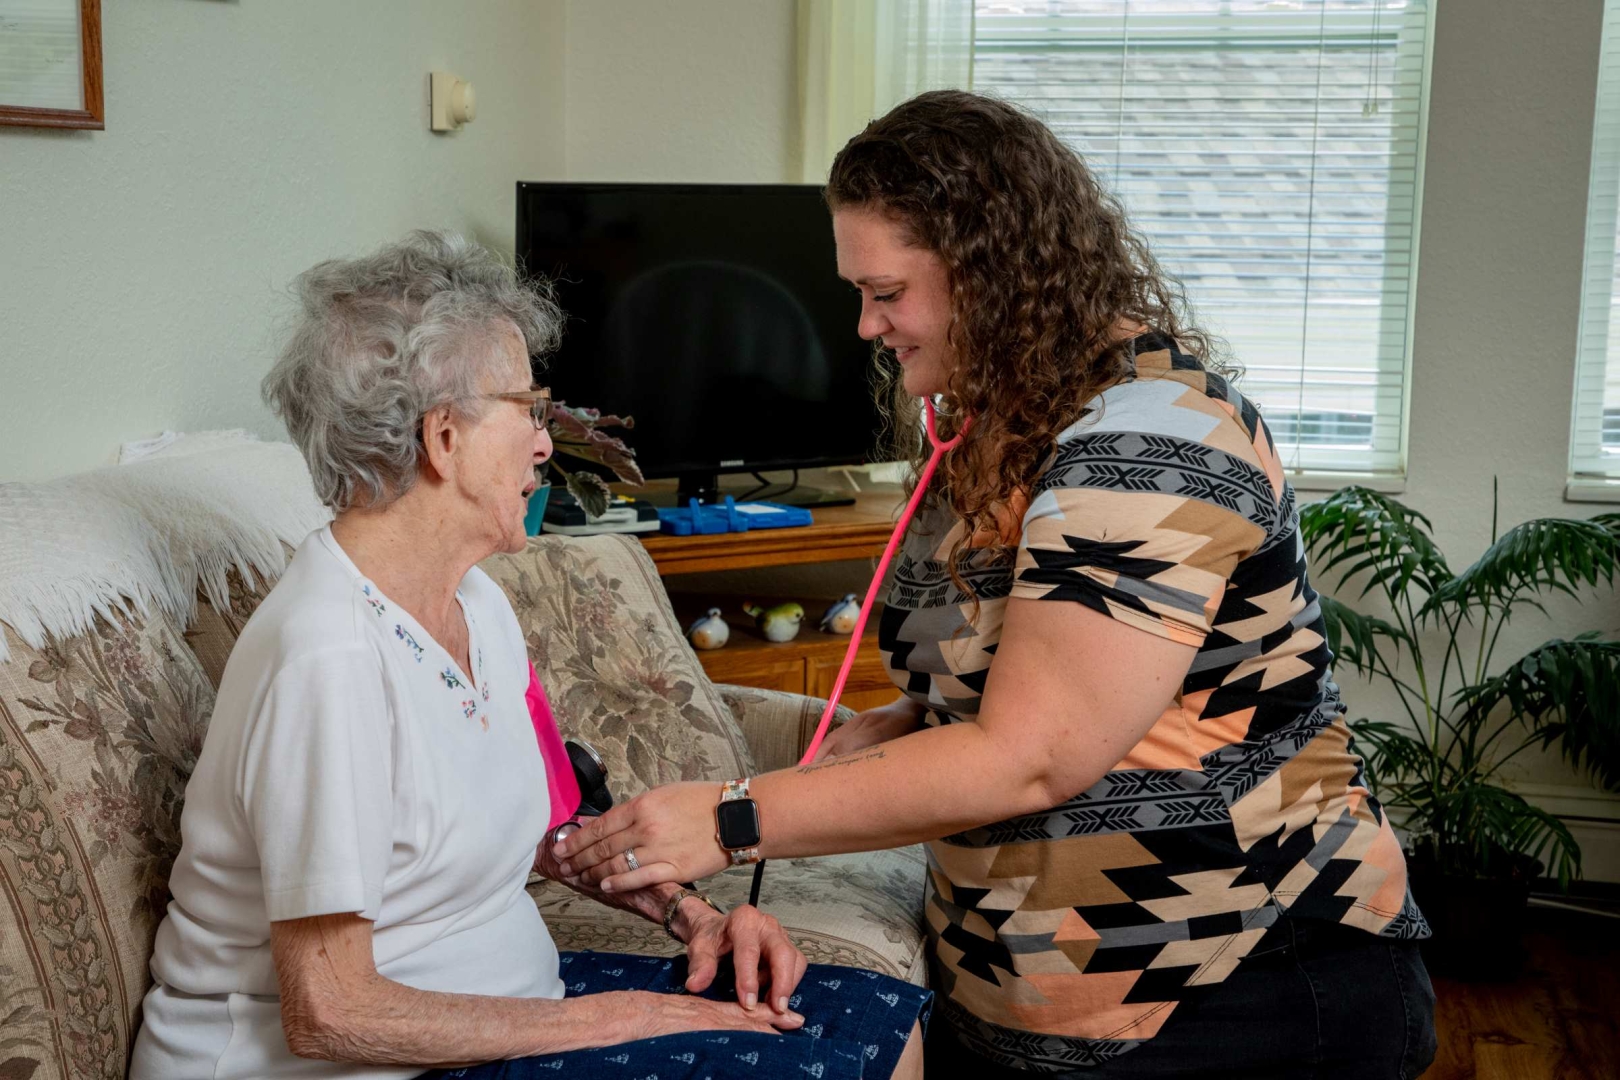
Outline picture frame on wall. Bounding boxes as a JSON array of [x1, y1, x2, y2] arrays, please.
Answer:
[[0, 0, 103, 129]]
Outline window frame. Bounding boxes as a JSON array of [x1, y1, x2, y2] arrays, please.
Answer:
[[1568, 0, 1620, 502]]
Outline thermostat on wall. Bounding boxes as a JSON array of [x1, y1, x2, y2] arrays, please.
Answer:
[[430, 72, 476, 132]]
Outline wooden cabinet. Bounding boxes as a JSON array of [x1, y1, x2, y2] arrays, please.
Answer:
[[807, 649, 897, 711], [637, 485, 908, 708], [667, 594, 899, 714], [698, 650, 806, 696]]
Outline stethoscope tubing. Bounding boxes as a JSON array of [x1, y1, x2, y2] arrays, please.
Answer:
[[798, 398, 969, 765], [748, 399, 969, 907]]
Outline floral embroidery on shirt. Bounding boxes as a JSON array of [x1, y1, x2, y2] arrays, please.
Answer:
[[362, 584, 386, 617], [394, 625, 424, 663], [441, 668, 466, 691]]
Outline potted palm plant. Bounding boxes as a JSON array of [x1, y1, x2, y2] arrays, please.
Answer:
[[1299, 486, 1619, 978], [525, 402, 644, 533]]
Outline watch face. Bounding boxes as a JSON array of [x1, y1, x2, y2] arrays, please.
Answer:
[[716, 798, 762, 849]]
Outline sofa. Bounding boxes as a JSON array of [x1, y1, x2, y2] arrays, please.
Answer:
[[0, 530, 928, 1080]]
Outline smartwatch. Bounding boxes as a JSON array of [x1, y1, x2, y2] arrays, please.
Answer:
[[715, 778, 762, 865]]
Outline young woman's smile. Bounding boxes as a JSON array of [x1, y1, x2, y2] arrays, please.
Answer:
[[832, 206, 955, 398]]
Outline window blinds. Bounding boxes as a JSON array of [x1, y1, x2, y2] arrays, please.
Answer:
[[1571, 0, 1620, 484], [972, 0, 1433, 476]]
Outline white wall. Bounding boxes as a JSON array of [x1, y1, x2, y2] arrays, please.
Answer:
[[0, 0, 566, 483], [563, 0, 799, 182]]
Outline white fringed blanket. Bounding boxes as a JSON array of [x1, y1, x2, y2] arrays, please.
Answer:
[[0, 432, 330, 663]]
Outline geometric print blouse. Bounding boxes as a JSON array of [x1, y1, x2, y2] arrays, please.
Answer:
[[876, 332, 1429, 1073]]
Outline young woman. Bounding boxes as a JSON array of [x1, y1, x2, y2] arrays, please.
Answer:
[[556, 91, 1437, 1079]]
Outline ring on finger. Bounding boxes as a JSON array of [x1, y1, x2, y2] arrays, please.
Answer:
[[624, 847, 641, 872]]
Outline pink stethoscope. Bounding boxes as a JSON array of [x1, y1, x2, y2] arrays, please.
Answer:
[[798, 397, 970, 765], [734, 399, 968, 905]]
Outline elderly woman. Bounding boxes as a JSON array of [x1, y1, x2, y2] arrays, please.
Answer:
[[129, 232, 930, 1080]]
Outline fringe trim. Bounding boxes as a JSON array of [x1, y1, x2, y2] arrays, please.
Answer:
[[0, 437, 329, 664]]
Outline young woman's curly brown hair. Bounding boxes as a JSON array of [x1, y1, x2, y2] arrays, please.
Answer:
[[827, 89, 1229, 581]]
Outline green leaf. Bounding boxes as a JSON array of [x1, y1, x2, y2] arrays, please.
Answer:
[[1299, 487, 1452, 604], [1431, 517, 1618, 619], [1457, 638, 1620, 790], [1320, 596, 1413, 678], [1347, 718, 1429, 792], [1425, 781, 1582, 888]]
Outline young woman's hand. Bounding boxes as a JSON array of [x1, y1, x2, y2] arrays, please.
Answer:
[[553, 782, 730, 891], [811, 698, 926, 762], [552, 701, 929, 892]]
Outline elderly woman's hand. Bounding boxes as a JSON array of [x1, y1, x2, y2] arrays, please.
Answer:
[[681, 903, 808, 1016], [553, 781, 729, 891], [621, 989, 804, 1040], [540, 821, 806, 1013]]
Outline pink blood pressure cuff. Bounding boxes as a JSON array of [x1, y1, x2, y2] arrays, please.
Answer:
[[525, 662, 582, 832]]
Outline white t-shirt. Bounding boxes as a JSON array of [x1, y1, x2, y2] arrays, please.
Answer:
[[131, 526, 562, 1080]]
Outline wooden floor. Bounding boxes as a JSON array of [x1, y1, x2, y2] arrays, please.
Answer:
[[1426, 907, 1620, 1079]]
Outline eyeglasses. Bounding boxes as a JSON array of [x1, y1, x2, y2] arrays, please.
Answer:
[[488, 386, 553, 430]]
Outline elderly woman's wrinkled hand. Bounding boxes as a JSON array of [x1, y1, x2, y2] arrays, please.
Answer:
[[553, 782, 730, 891], [683, 903, 808, 1016], [621, 989, 804, 1041], [531, 833, 587, 888]]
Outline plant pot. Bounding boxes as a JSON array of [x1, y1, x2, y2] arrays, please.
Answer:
[[1407, 850, 1539, 981], [523, 480, 552, 537]]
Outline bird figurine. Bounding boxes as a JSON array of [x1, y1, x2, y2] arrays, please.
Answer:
[[819, 593, 861, 635], [743, 601, 804, 643], [686, 608, 730, 651]]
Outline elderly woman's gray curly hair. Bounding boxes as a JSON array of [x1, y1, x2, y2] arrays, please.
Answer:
[[263, 230, 563, 513]]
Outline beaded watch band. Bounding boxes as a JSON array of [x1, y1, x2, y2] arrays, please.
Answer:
[[662, 887, 724, 942], [717, 777, 762, 865]]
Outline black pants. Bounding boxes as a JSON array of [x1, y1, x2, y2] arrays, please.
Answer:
[[927, 917, 1437, 1079]]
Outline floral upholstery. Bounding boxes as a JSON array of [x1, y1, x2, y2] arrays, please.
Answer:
[[0, 531, 922, 1080], [183, 557, 287, 690], [716, 684, 856, 772], [477, 535, 755, 797], [0, 611, 215, 1080]]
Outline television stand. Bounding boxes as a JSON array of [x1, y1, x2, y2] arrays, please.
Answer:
[[648, 472, 856, 510], [635, 486, 901, 575]]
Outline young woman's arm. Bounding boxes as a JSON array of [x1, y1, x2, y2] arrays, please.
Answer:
[[809, 695, 928, 762], [554, 597, 1194, 889]]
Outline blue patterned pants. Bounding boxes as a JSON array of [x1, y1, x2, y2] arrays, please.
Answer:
[[419, 950, 932, 1080]]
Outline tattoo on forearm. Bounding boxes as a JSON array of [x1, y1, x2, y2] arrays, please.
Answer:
[[795, 748, 887, 775]]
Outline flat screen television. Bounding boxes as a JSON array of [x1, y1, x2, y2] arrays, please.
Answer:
[[516, 182, 883, 506]]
